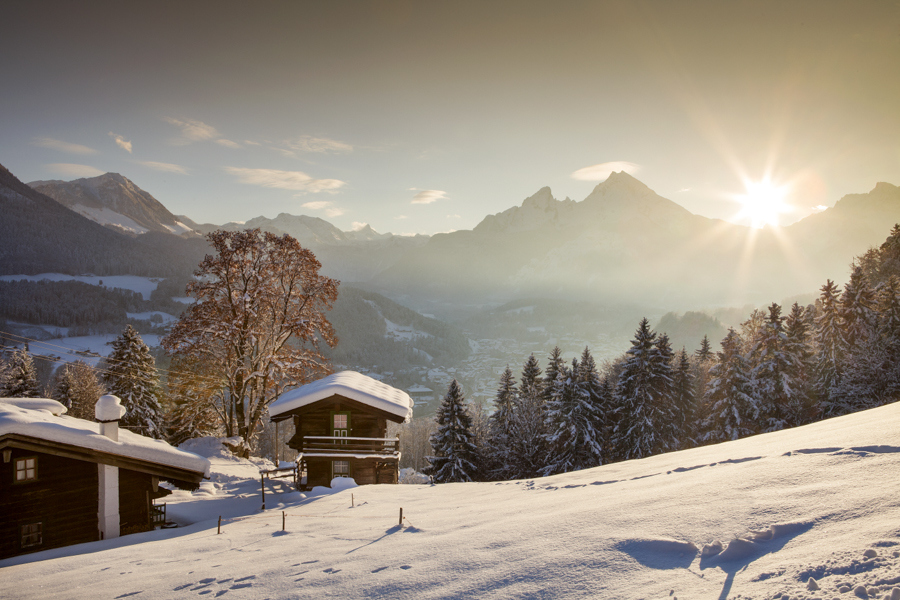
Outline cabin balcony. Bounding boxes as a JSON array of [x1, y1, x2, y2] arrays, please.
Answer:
[[293, 436, 400, 460]]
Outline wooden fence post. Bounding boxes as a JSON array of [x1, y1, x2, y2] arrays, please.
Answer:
[[217, 516, 221, 535], [399, 507, 403, 526], [282, 511, 286, 532], [260, 473, 265, 510]]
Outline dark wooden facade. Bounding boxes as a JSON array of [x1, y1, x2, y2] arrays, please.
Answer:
[[1, 435, 200, 560], [274, 394, 404, 489]]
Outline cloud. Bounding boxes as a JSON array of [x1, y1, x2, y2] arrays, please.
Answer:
[[163, 117, 219, 144], [301, 200, 345, 218], [243, 140, 261, 146], [136, 161, 189, 175], [394, 215, 408, 220], [45, 163, 105, 178], [350, 222, 368, 231], [108, 132, 132, 153], [571, 161, 641, 181], [285, 135, 353, 154], [301, 200, 345, 217], [446, 214, 461, 219], [226, 167, 345, 193], [33, 138, 97, 155], [216, 139, 241, 149], [410, 189, 447, 205]]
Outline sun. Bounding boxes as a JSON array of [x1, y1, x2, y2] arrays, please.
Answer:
[[734, 178, 790, 229]]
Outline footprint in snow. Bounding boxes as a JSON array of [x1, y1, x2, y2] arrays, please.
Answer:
[[400, 565, 413, 570], [371, 567, 389, 573]]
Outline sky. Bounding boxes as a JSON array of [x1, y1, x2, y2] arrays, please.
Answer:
[[2, 0, 898, 235]]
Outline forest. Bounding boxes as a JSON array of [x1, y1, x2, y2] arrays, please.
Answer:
[[424, 225, 900, 483]]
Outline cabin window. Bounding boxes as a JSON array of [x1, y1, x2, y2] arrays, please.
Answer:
[[21, 522, 42, 548], [332, 460, 351, 478], [15, 457, 37, 482], [331, 411, 350, 444]]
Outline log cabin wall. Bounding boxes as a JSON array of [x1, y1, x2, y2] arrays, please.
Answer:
[[0, 447, 99, 560], [119, 468, 154, 535], [291, 397, 388, 440]]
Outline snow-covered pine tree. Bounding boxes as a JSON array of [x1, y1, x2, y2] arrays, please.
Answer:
[[52, 360, 103, 420], [652, 333, 678, 449], [541, 358, 603, 476], [2, 348, 41, 398], [543, 346, 565, 403], [691, 335, 716, 431], [877, 276, 900, 399], [486, 366, 518, 480], [425, 380, 478, 483], [672, 348, 696, 448], [840, 266, 877, 351], [814, 279, 847, 415], [836, 267, 890, 411], [506, 354, 547, 480], [577, 347, 609, 459], [103, 324, 163, 438], [784, 302, 816, 424], [702, 328, 757, 442], [750, 303, 795, 432], [695, 335, 713, 362], [613, 318, 673, 460]]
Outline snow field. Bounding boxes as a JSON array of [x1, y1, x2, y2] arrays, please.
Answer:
[[2, 405, 900, 599], [9, 334, 162, 369]]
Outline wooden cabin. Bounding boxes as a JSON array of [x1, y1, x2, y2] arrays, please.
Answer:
[[268, 371, 413, 489], [0, 396, 209, 560]]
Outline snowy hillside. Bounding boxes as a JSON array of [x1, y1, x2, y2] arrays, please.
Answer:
[[3, 403, 900, 599]]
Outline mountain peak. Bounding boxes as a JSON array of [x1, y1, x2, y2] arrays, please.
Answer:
[[521, 186, 556, 210]]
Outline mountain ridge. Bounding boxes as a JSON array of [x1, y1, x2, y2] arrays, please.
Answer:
[[29, 173, 196, 237]]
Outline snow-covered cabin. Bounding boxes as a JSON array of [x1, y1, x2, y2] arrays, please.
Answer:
[[268, 371, 413, 489], [0, 396, 210, 560]]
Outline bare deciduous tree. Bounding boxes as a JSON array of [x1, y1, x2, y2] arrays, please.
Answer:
[[162, 229, 338, 454]]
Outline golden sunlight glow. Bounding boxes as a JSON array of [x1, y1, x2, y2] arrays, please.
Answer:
[[734, 178, 791, 229]]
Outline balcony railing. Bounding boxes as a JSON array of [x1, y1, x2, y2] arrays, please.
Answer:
[[300, 436, 400, 458]]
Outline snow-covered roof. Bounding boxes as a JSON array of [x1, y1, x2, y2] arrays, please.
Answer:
[[268, 371, 414, 423], [0, 398, 67, 415], [0, 400, 210, 478]]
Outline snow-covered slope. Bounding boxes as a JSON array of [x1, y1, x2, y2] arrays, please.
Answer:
[[3, 403, 900, 599], [29, 173, 196, 237]]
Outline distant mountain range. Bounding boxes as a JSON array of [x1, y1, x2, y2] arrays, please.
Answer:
[[374, 172, 900, 309], [4, 163, 899, 312]]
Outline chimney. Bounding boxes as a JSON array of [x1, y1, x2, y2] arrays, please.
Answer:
[[95, 395, 126, 539]]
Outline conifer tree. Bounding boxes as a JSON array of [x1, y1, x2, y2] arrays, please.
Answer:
[[52, 360, 103, 420], [487, 367, 518, 480], [104, 324, 163, 438], [541, 359, 603, 476], [2, 348, 41, 398], [672, 348, 696, 448], [815, 280, 847, 414], [703, 329, 757, 442], [840, 266, 877, 351], [425, 380, 478, 483], [695, 335, 713, 362], [784, 302, 816, 424], [613, 318, 673, 459], [543, 346, 565, 403], [506, 354, 546, 480], [652, 333, 678, 449], [751, 303, 794, 432]]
